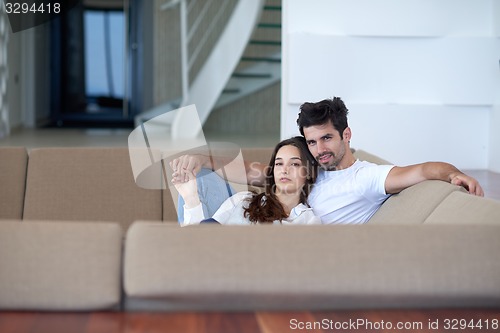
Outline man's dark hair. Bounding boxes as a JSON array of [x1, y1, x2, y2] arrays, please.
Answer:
[[297, 97, 349, 137]]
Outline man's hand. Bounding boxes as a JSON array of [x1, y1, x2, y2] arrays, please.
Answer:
[[450, 173, 484, 196], [170, 154, 210, 183]]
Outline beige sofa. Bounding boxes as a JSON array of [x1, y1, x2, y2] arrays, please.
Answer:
[[1, 146, 500, 311]]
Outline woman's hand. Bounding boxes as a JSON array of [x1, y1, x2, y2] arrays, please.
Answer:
[[170, 154, 210, 183], [172, 169, 201, 208]]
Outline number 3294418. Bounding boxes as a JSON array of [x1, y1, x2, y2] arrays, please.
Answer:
[[443, 318, 499, 330], [3, 2, 61, 14]]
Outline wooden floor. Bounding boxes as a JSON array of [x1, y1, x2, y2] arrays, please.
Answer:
[[1, 309, 500, 333]]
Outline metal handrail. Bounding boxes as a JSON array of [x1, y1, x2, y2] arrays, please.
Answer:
[[150, 0, 264, 139], [188, 0, 229, 70], [161, 0, 230, 105], [186, 0, 211, 42]]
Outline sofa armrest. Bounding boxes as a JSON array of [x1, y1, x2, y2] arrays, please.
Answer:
[[368, 180, 467, 225], [0, 221, 123, 311], [425, 191, 500, 225]]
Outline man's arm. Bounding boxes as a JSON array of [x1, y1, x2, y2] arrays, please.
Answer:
[[385, 162, 484, 196], [170, 154, 267, 186]]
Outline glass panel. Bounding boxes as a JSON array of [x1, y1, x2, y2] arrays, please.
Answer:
[[84, 9, 124, 108]]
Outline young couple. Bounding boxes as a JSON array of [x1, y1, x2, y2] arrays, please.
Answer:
[[172, 97, 484, 226]]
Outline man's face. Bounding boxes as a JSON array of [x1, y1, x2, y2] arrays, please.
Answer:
[[303, 122, 347, 171]]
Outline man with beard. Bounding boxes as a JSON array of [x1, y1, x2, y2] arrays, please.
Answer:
[[171, 97, 483, 224], [295, 97, 482, 224]]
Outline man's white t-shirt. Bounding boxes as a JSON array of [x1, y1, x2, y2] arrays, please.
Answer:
[[183, 191, 321, 226], [308, 160, 395, 224]]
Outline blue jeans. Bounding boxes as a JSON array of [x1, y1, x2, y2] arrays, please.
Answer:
[[177, 168, 235, 224]]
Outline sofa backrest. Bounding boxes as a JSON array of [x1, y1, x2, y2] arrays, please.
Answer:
[[240, 147, 273, 191], [353, 149, 392, 165], [240, 147, 273, 164], [352, 148, 474, 225], [0, 147, 28, 220], [163, 186, 178, 223], [23, 148, 162, 230]]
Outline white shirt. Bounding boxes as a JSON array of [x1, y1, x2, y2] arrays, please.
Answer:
[[308, 160, 394, 224], [183, 191, 321, 226]]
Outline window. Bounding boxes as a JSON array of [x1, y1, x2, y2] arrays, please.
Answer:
[[84, 9, 125, 110]]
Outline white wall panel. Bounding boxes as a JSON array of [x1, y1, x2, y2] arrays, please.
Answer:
[[347, 104, 489, 169], [288, 0, 493, 37], [283, 102, 489, 169], [282, 103, 300, 139], [490, 39, 500, 172], [494, 0, 500, 37], [489, 106, 500, 173], [288, 34, 496, 106], [283, 0, 498, 169]]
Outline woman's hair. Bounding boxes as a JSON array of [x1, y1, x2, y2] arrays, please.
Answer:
[[243, 136, 317, 224]]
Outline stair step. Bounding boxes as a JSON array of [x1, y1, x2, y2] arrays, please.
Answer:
[[249, 40, 281, 46], [222, 88, 241, 94], [241, 56, 281, 63], [232, 73, 273, 79], [257, 23, 281, 29], [263, 5, 281, 11]]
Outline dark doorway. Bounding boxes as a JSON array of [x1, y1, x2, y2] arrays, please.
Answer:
[[50, 0, 140, 128]]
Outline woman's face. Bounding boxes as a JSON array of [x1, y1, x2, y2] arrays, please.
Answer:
[[273, 145, 308, 195]]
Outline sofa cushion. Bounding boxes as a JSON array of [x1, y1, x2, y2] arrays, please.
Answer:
[[124, 222, 500, 310], [0, 147, 28, 219], [425, 191, 500, 225], [368, 180, 466, 225], [0, 221, 122, 310], [23, 148, 162, 230]]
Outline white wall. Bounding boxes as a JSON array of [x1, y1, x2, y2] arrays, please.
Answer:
[[282, 0, 499, 170], [491, 1, 500, 173]]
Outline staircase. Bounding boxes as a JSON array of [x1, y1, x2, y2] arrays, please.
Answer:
[[134, 0, 281, 139], [214, 2, 281, 110]]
